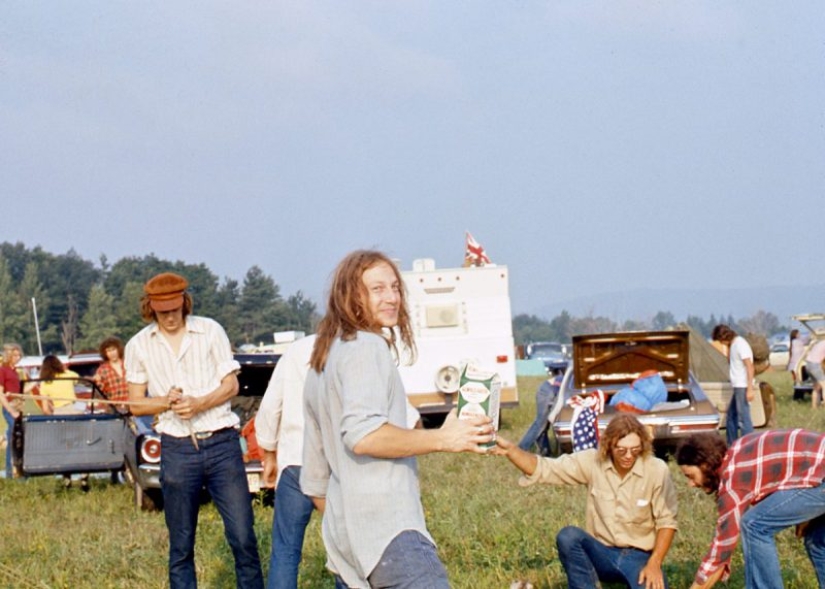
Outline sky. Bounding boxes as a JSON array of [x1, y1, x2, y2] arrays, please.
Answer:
[[2, 2, 823, 321]]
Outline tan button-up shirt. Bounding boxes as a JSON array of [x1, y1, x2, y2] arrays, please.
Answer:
[[521, 449, 678, 551]]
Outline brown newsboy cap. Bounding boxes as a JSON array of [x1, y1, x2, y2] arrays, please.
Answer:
[[144, 272, 188, 312]]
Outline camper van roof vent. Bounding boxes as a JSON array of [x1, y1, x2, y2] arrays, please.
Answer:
[[412, 258, 436, 272]]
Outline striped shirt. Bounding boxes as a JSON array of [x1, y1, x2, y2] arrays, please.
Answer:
[[125, 315, 241, 437], [696, 429, 825, 584]]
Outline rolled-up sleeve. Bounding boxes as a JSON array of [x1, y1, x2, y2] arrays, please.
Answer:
[[338, 337, 392, 451], [124, 339, 148, 385]]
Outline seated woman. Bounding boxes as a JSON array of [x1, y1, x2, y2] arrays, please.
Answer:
[[39, 355, 82, 415]]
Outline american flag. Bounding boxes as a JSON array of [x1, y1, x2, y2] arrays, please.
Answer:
[[464, 231, 491, 266], [567, 390, 605, 453]]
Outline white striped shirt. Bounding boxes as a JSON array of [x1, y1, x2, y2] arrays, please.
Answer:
[[125, 315, 241, 437]]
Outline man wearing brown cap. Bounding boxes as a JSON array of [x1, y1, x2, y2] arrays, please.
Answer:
[[125, 272, 264, 589]]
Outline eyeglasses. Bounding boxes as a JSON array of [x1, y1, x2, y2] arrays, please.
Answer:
[[613, 445, 643, 457]]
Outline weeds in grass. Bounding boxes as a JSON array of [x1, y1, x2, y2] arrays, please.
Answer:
[[0, 370, 822, 588]]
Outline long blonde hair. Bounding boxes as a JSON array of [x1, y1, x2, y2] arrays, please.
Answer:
[[310, 250, 415, 372]]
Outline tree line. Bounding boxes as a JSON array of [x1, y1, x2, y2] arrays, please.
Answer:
[[1, 241, 788, 357], [0, 242, 318, 356], [512, 308, 786, 345]]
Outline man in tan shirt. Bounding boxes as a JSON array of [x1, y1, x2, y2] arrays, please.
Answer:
[[494, 414, 678, 589]]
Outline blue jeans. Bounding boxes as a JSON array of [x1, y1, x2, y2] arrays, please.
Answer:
[[740, 481, 825, 588], [268, 465, 315, 589], [366, 530, 449, 589], [3, 407, 13, 478], [518, 380, 558, 454], [726, 387, 754, 446], [556, 526, 666, 589], [160, 429, 263, 589]]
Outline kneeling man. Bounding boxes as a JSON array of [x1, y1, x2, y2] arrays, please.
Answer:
[[494, 414, 677, 589]]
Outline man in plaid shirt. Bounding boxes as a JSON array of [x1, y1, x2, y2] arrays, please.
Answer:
[[676, 429, 825, 588]]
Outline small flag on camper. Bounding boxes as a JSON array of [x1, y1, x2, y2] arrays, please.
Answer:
[[464, 231, 491, 267]]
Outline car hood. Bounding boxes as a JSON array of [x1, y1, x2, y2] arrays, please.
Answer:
[[572, 330, 690, 388]]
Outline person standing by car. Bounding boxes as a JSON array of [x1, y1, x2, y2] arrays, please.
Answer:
[[518, 369, 562, 455], [0, 342, 24, 478], [676, 430, 825, 588], [255, 333, 317, 589], [125, 272, 264, 589], [493, 414, 678, 589], [93, 336, 129, 412], [804, 339, 825, 409], [300, 249, 493, 589], [711, 324, 754, 445]]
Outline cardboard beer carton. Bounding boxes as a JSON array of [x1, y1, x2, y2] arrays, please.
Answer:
[[456, 364, 501, 449]]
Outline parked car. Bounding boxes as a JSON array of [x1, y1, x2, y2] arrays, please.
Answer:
[[791, 313, 825, 401], [547, 330, 720, 455], [524, 341, 570, 373], [11, 376, 125, 479], [123, 352, 279, 510], [769, 342, 790, 369]]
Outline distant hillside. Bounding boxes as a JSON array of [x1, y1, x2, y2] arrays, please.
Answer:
[[532, 284, 825, 326]]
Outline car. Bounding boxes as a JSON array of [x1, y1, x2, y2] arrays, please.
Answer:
[[547, 330, 720, 455], [791, 314, 825, 401], [524, 341, 570, 373], [769, 342, 790, 369], [11, 375, 126, 480], [123, 351, 279, 510]]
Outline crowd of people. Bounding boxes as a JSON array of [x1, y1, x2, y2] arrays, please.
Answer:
[[2, 254, 825, 589]]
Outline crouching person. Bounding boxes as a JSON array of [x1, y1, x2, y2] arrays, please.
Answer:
[[676, 430, 825, 589], [493, 414, 677, 589]]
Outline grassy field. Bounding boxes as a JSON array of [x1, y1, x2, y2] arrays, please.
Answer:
[[1, 369, 824, 588]]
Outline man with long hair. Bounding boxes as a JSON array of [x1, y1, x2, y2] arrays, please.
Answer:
[[676, 430, 825, 589], [493, 414, 678, 589], [300, 250, 493, 589], [125, 272, 263, 589]]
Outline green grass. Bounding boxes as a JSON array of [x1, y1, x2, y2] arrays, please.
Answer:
[[1, 371, 823, 588]]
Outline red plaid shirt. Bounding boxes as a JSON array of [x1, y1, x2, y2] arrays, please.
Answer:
[[696, 429, 825, 584], [94, 362, 129, 403]]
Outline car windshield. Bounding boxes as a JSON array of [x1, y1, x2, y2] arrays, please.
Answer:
[[529, 343, 565, 358]]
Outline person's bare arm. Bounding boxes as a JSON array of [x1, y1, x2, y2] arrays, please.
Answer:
[[638, 527, 676, 589], [689, 566, 725, 589], [490, 433, 539, 476], [352, 409, 492, 458], [262, 450, 278, 488], [0, 384, 20, 419], [744, 357, 755, 402], [128, 382, 176, 416]]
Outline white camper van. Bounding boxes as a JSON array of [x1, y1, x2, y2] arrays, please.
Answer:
[[397, 259, 519, 415]]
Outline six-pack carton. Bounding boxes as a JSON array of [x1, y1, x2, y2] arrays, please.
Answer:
[[456, 364, 500, 449]]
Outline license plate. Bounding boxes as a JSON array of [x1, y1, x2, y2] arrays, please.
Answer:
[[247, 473, 261, 493]]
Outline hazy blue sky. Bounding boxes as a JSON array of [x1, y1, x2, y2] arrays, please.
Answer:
[[3, 2, 823, 319]]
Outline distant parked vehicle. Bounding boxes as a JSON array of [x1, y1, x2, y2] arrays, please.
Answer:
[[524, 341, 570, 373], [791, 314, 825, 401], [769, 342, 790, 369]]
